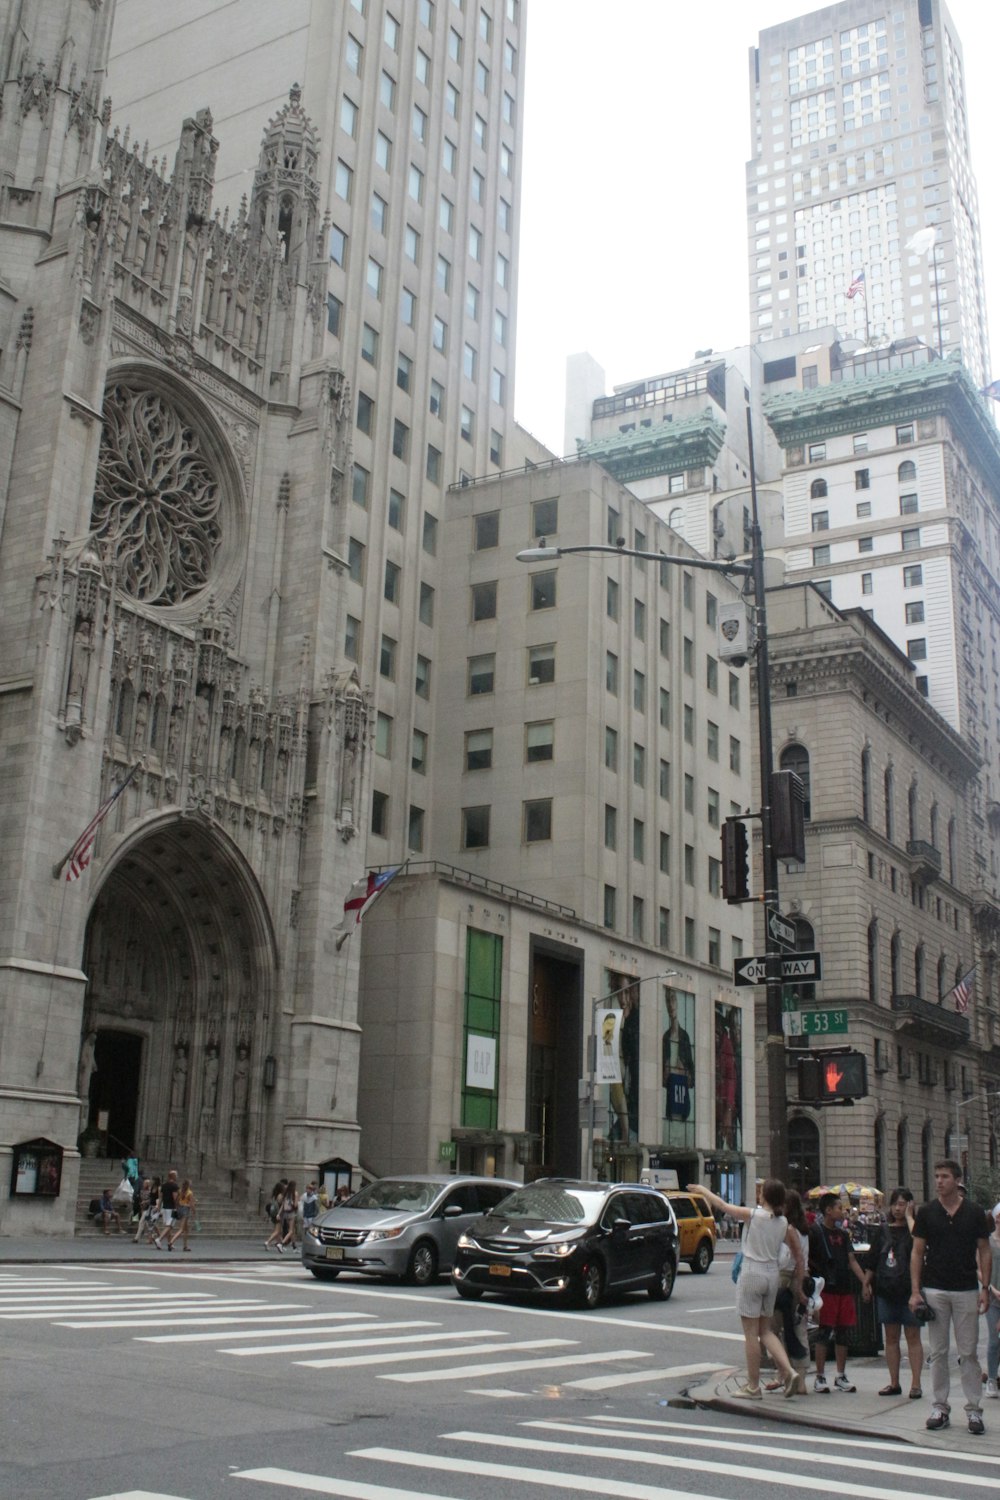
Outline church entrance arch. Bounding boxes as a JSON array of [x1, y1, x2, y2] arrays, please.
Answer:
[[80, 813, 276, 1175]]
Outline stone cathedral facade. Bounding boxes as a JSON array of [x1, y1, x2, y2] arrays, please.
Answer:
[[0, 1, 366, 1232]]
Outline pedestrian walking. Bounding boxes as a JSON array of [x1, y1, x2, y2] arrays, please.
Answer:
[[301, 1182, 319, 1233], [167, 1179, 196, 1251], [155, 1169, 180, 1249], [808, 1192, 871, 1393], [277, 1180, 299, 1252], [264, 1178, 288, 1250], [769, 1188, 810, 1391], [863, 1187, 923, 1398], [689, 1179, 803, 1400], [984, 1206, 1000, 1399], [911, 1158, 992, 1435], [136, 1177, 161, 1244]]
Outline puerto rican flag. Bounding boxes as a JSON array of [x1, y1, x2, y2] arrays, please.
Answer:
[[847, 271, 866, 300]]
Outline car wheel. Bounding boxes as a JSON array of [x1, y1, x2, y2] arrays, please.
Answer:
[[309, 1266, 341, 1281], [576, 1260, 604, 1310], [406, 1240, 439, 1286], [648, 1256, 676, 1301], [454, 1281, 484, 1300], [690, 1239, 714, 1274]]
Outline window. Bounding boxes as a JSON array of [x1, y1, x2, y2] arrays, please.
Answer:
[[366, 258, 382, 299], [901, 527, 920, 551], [524, 798, 551, 842], [708, 787, 720, 828], [812, 510, 829, 531], [335, 160, 353, 201], [469, 224, 482, 261], [808, 443, 826, 462], [780, 742, 811, 820], [706, 656, 718, 694], [706, 593, 717, 629], [604, 726, 618, 771], [411, 730, 427, 774], [606, 577, 619, 620], [348, 537, 365, 583], [442, 137, 456, 172], [465, 729, 493, 770], [530, 571, 556, 610], [856, 501, 871, 518], [907, 638, 927, 661], [356, 390, 374, 433], [491, 367, 505, 404], [605, 651, 618, 694], [391, 418, 409, 460], [526, 721, 553, 763], [904, 564, 923, 587], [659, 758, 670, 798], [528, 643, 555, 684], [494, 310, 507, 347], [460, 404, 475, 442], [370, 191, 387, 232], [474, 113, 487, 149], [659, 687, 670, 729], [810, 477, 828, 499], [400, 287, 416, 325], [896, 424, 914, 445], [707, 721, 719, 761], [466, 283, 480, 318], [407, 164, 423, 204], [603, 885, 616, 930], [633, 743, 645, 786], [468, 653, 494, 695], [898, 460, 916, 483], [683, 704, 694, 744], [633, 670, 646, 713], [419, 581, 434, 625], [426, 445, 441, 483], [429, 379, 444, 417], [396, 352, 412, 394], [607, 507, 620, 546], [861, 572, 873, 595], [415, 655, 431, 698], [352, 463, 369, 508], [708, 857, 721, 897], [474, 510, 499, 549], [463, 342, 477, 379], [344, 614, 359, 662], [490, 429, 503, 467], [729, 673, 739, 708], [604, 804, 617, 850], [503, 90, 515, 125], [439, 196, 454, 232], [476, 59, 489, 92], [500, 142, 513, 178], [659, 831, 670, 872], [328, 223, 347, 267], [632, 897, 644, 941], [532, 497, 557, 538], [345, 35, 363, 75], [463, 805, 490, 849], [634, 598, 646, 641], [660, 619, 670, 657], [471, 581, 496, 620], [371, 789, 388, 837], [855, 468, 870, 490], [432, 316, 447, 352], [383, 559, 400, 604], [659, 908, 671, 947], [379, 633, 395, 678], [379, 70, 396, 110], [684, 845, 694, 885], [422, 511, 438, 555], [683, 637, 693, 676], [340, 96, 358, 137], [412, 103, 427, 141], [448, 26, 462, 60], [435, 253, 451, 291], [682, 573, 693, 610], [853, 434, 869, 454], [813, 544, 831, 566], [900, 493, 918, 514], [327, 293, 342, 335], [859, 536, 873, 554], [375, 131, 392, 170], [729, 736, 741, 774]]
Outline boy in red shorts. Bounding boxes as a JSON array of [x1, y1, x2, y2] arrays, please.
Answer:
[[808, 1192, 871, 1392]]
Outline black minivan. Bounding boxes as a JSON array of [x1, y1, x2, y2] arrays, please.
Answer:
[[451, 1178, 677, 1308]]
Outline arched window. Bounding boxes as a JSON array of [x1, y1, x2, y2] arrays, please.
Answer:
[[794, 918, 817, 1002], [915, 943, 925, 998], [115, 680, 134, 743], [867, 920, 879, 1003], [861, 747, 871, 824], [898, 460, 917, 483], [937, 953, 947, 1001], [908, 781, 918, 843], [781, 743, 811, 820], [884, 766, 894, 841], [277, 196, 293, 262], [788, 1116, 821, 1193], [922, 1120, 934, 1202], [874, 1116, 887, 1196], [890, 931, 901, 997], [668, 506, 684, 536], [897, 1120, 908, 1186], [810, 478, 828, 499]]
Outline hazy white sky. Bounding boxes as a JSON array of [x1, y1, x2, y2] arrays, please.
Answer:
[[513, 0, 1000, 455]]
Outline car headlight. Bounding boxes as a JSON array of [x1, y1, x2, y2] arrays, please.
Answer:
[[457, 1233, 478, 1250], [366, 1227, 405, 1242], [305, 1224, 322, 1241], [533, 1241, 576, 1258]]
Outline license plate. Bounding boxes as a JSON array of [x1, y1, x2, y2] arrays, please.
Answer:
[[325, 1246, 344, 1261], [489, 1263, 511, 1277]]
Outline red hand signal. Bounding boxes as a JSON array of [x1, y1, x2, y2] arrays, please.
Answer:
[[824, 1060, 844, 1093]]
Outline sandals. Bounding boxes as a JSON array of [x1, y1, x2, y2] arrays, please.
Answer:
[[909, 1387, 922, 1399], [879, 1384, 902, 1396]]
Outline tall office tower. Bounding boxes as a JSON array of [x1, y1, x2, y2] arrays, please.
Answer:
[[747, 0, 990, 387], [107, 0, 526, 862]]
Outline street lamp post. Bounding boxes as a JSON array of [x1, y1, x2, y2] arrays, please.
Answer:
[[953, 1089, 1000, 1181], [518, 458, 791, 1179], [586, 969, 676, 1180]]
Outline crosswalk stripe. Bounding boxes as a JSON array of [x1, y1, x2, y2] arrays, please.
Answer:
[[597, 1415, 1000, 1464], [382, 1348, 649, 1383], [0, 1291, 216, 1306], [223, 1323, 455, 1356], [139, 1314, 378, 1343], [564, 1360, 722, 1390], [58, 1311, 303, 1330], [236, 1468, 463, 1500], [299, 1337, 575, 1372], [1, 1300, 269, 1321], [87, 1492, 191, 1499], [445, 1429, 973, 1499], [528, 1419, 1000, 1490]]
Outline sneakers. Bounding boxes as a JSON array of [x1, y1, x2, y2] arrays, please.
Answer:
[[926, 1408, 950, 1430], [276, 1242, 284, 1253], [814, 1375, 830, 1395], [731, 1383, 762, 1400], [969, 1412, 985, 1436], [834, 1373, 857, 1393], [986, 1380, 998, 1399]]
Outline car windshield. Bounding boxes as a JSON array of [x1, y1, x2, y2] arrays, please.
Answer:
[[348, 1180, 435, 1212], [490, 1186, 604, 1224]]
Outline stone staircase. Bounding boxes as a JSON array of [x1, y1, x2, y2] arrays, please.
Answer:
[[74, 1157, 267, 1240]]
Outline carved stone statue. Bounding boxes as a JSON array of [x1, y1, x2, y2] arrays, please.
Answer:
[[191, 691, 209, 766], [67, 620, 93, 704], [231, 1043, 250, 1115], [202, 1045, 219, 1112], [77, 1031, 97, 1130], [170, 1044, 188, 1112]]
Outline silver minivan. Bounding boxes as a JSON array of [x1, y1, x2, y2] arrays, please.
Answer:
[[301, 1173, 518, 1285]]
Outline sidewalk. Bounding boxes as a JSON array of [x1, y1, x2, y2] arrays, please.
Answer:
[[0, 1233, 266, 1263], [687, 1360, 1000, 1456]]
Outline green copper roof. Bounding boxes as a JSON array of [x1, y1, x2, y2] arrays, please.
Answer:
[[764, 354, 1000, 490], [577, 410, 726, 483]]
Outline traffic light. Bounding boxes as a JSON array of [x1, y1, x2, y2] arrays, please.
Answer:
[[797, 1050, 868, 1103], [721, 818, 750, 903]]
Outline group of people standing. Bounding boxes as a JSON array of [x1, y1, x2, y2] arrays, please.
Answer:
[[695, 1157, 1000, 1438], [263, 1179, 320, 1252], [133, 1169, 197, 1251]]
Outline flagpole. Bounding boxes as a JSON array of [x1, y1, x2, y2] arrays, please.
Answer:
[[335, 860, 409, 950]]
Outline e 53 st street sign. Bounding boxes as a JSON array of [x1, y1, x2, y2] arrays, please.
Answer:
[[782, 1007, 848, 1037], [733, 951, 823, 987]]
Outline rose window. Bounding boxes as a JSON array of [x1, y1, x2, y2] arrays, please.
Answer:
[[90, 384, 224, 606]]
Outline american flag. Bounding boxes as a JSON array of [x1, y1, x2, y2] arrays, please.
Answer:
[[948, 965, 976, 1014], [847, 271, 866, 300], [53, 763, 139, 881]]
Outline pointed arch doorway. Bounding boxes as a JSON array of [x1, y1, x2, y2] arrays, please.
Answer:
[[80, 813, 277, 1175]]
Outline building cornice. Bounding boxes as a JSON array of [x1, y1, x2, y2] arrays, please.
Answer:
[[578, 411, 726, 483]]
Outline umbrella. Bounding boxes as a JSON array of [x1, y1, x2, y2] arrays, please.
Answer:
[[807, 1182, 882, 1201]]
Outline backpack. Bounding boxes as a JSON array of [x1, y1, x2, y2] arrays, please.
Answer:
[[874, 1225, 911, 1300]]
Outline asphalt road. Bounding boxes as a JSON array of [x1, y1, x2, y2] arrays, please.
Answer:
[[1, 1255, 992, 1499]]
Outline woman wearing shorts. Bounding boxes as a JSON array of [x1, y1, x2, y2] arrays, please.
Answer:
[[864, 1186, 923, 1398], [691, 1179, 804, 1399]]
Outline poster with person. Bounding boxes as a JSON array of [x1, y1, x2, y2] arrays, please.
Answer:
[[605, 972, 640, 1144], [714, 1002, 743, 1152], [662, 986, 696, 1147]]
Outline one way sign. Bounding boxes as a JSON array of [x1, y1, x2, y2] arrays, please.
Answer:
[[733, 951, 823, 987]]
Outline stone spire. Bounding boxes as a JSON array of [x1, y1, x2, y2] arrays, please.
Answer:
[[249, 83, 321, 280]]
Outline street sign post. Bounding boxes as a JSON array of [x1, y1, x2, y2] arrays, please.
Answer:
[[782, 1007, 848, 1037], [767, 907, 796, 951], [734, 951, 822, 987]]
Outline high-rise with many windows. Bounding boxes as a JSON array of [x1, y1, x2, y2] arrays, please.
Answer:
[[747, 0, 990, 387]]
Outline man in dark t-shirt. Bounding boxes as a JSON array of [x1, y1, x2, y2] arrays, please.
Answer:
[[156, 1169, 180, 1250], [807, 1192, 870, 1393], [911, 1158, 991, 1435]]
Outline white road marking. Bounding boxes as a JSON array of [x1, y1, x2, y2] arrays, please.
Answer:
[[0, 1301, 270, 1320], [237, 1469, 461, 1500], [139, 1314, 377, 1343], [222, 1323, 458, 1356], [300, 1337, 575, 1372], [383, 1347, 650, 1383], [564, 1359, 722, 1390]]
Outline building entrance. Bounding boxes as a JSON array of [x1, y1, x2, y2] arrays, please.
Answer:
[[88, 1029, 143, 1157], [525, 948, 581, 1180]]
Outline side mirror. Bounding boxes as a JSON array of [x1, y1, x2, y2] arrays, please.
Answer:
[[612, 1217, 631, 1234], [443, 1203, 465, 1218]]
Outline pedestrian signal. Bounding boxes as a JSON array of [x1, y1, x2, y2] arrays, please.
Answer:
[[721, 818, 750, 903], [797, 1049, 868, 1103]]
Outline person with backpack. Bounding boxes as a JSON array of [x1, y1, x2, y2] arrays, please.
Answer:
[[808, 1191, 871, 1393], [863, 1186, 924, 1399]]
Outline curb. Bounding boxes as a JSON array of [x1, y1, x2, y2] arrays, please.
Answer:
[[686, 1376, 908, 1443]]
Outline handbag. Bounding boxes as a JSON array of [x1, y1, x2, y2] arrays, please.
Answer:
[[731, 1251, 744, 1284]]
